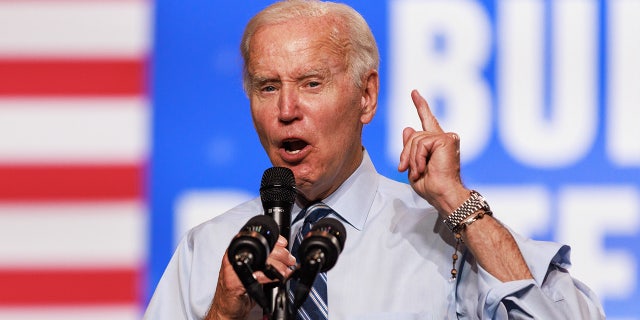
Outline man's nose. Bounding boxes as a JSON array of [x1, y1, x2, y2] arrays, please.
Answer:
[[277, 86, 300, 122]]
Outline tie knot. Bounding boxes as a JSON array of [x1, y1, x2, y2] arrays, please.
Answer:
[[303, 202, 333, 225], [292, 202, 335, 246]]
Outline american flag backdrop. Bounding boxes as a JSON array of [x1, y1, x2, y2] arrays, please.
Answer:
[[0, 0, 150, 319]]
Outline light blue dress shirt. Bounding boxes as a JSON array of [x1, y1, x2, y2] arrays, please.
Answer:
[[144, 152, 605, 319]]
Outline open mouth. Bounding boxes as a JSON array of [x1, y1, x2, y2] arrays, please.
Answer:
[[282, 139, 308, 154]]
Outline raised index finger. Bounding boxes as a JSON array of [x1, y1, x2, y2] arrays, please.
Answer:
[[411, 89, 444, 134]]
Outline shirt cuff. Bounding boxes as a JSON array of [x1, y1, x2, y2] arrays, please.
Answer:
[[475, 231, 572, 318]]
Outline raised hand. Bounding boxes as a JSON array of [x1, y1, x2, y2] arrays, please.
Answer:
[[398, 89, 469, 216]]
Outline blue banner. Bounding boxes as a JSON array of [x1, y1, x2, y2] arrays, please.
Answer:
[[151, 1, 640, 318]]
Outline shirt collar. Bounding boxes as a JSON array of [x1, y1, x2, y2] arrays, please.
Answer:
[[292, 150, 379, 231]]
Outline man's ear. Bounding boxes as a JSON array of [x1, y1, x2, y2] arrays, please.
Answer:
[[360, 69, 379, 124]]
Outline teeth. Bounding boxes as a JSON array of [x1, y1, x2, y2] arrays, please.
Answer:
[[283, 140, 306, 154]]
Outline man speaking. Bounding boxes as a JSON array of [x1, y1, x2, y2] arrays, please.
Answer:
[[144, 1, 605, 319]]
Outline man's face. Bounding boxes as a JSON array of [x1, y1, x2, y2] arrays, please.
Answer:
[[247, 17, 376, 201]]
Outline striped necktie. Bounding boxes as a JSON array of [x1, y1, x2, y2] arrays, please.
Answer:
[[289, 202, 334, 320]]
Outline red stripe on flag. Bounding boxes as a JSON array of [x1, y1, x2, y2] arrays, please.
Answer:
[[0, 268, 141, 305], [0, 164, 144, 200], [0, 59, 145, 96]]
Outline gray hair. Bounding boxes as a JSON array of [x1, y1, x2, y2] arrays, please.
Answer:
[[240, 0, 380, 92]]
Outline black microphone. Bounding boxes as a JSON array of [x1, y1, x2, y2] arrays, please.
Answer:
[[260, 167, 296, 240], [227, 215, 279, 309], [260, 167, 296, 319], [293, 217, 347, 309]]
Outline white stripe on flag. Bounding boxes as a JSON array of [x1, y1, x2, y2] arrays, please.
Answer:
[[0, 0, 150, 57], [0, 97, 149, 164], [0, 201, 146, 268], [0, 305, 141, 320]]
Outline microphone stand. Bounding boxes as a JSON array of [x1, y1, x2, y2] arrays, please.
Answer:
[[271, 282, 291, 320], [262, 265, 293, 319]]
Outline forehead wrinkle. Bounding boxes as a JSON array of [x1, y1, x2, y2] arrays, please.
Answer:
[[293, 63, 332, 80], [251, 59, 335, 84], [247, 20, 348, 87]]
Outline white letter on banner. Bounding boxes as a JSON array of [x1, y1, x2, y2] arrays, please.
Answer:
[[475, 185, 550, 238], [557, 186, 639, 300], [607, 0, 640, 166], [498, 0, 598, 168], [387, 0, 491, 164], [174, 190, 253, 245]]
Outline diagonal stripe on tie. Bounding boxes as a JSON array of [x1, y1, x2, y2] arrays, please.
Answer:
[[289, 202, 334, 320]]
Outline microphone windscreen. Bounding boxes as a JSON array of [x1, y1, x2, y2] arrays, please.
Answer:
[[312, 217, 347, 250], [260, 167, 296, 203], [243, 215, 280, 249]]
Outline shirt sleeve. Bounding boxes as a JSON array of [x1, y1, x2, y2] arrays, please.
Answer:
[[457, 231, 606, 319], [143, 235, 198, 320], [142, 205, 264, 320]]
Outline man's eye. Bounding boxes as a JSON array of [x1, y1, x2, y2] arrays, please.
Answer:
[[262, 85, 276, 92], [308, 81, 320, 88]]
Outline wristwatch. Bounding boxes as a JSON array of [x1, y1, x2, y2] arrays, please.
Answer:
[[443, 190, 491, 232]]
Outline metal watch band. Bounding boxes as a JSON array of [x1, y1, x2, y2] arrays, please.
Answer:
[[443, 190, 490, 232]]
